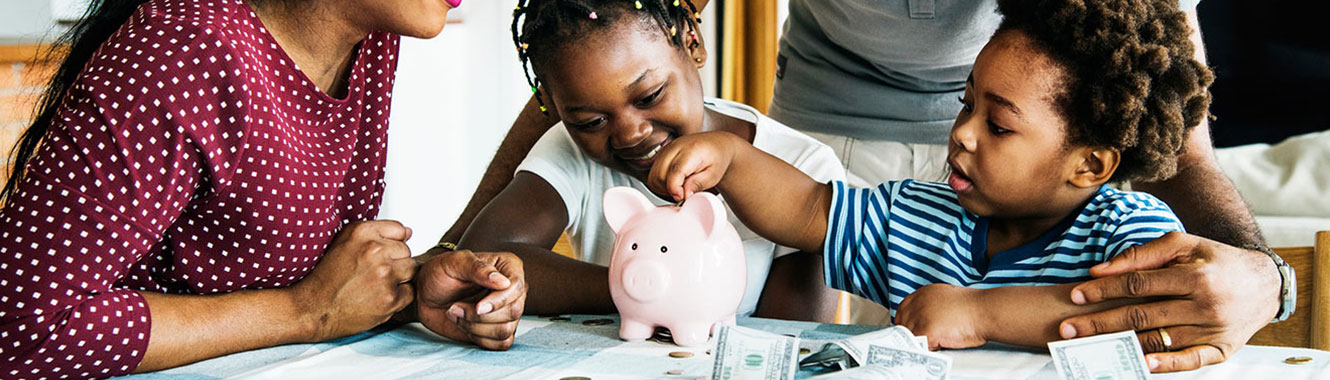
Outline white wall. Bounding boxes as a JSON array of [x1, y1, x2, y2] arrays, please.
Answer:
[[380, 3, 719, 254]]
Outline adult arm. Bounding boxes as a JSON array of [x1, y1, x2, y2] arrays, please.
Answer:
[[137, 221, 416, 371], [752, 251, 840, 322], [1130, 11, 1263, 248], [1065, 11, 1282, 373]]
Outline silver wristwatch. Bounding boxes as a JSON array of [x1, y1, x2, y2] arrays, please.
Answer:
[[1251, 245, 1297, 323]]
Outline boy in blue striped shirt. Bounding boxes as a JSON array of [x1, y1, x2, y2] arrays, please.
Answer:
[[645, 0, 1213, 350]]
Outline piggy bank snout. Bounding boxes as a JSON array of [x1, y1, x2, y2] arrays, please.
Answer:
[[621, 260, 671, 302]]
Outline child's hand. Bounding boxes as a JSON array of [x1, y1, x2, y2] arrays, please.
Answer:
[[648, 131, 745, 202], [895, 283, 989, 350]]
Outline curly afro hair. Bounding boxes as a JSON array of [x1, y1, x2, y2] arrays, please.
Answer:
[[995, 0, 1215, 183]]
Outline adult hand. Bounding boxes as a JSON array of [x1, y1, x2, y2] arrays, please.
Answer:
[[416, 249, 527, 351], [1059, 232, 1280, 373], [289, 220, 418, 342]]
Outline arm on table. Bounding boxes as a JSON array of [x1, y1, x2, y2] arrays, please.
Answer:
[[649, 132, 831, 254], [452, 172, 616, 315], [895, 283, 1136, 349]]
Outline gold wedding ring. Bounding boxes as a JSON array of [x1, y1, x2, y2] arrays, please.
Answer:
[[1158, 328, 1173, 352]]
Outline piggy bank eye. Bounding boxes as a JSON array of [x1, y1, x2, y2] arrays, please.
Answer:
[[631, 243, 638, 250], [660, 246, 668, 253]]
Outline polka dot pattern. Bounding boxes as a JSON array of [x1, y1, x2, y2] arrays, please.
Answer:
[[0, 0, 399, 378]]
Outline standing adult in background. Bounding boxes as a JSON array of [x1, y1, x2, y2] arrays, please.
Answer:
[[437, 0, 1290, 373], [0, 0, 526, 378]]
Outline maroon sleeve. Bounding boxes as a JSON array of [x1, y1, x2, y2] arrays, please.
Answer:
[[0, 19, 246, 379]]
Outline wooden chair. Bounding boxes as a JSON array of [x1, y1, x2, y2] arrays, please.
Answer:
[[553, 234, 575, 258], [1247, 231, 1330, 350]]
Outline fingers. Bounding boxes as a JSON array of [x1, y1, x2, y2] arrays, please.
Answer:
[[363, 219, 412, 241], [390, 256, 419, 284], [475, 281, 526, 316], [1059, 299, 1198, 339], [392, 282, 415, 312], [660, 150, 703, 202], [444, 251, 513, 290], [647, 137, 720, 202], [468, 333, 517, 351], [1088, 232, 1195, 277], [1071, 266, 1197, 305], [1133, 325, 1203, 354], [448, 302, 520, 351], [1146, 345, 1227, 373]]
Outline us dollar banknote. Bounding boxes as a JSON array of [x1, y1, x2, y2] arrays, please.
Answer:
[[831, 325, 920, 365], [710, 325, 800, 380], [864, 344, 952, 380], [1046, 330, 1150, 380]]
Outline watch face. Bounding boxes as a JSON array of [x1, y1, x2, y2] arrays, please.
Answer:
[[1280, 263, 1297, 321]]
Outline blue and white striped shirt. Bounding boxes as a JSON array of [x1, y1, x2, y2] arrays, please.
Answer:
[[822, 180, 1185, 319]]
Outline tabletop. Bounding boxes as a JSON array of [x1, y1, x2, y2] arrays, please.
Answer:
[[117, 314, 1330, 380]]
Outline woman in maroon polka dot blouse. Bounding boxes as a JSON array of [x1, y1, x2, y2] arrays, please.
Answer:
[[0, 0, 527, 378]]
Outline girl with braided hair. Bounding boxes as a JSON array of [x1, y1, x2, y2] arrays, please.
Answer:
[[446, 0, 846, 322], [647, 0, 1216, 363]]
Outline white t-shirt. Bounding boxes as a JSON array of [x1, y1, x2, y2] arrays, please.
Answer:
[[516, 98, 846, 316]]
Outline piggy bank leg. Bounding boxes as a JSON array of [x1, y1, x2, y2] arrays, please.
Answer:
[[672, 324, 712, 346], [710, 315, 738, 336], [619, 319, 654, 341]]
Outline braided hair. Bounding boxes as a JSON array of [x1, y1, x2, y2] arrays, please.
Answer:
[[996, 0, 1215, 183], [511, 0, 702, 114]]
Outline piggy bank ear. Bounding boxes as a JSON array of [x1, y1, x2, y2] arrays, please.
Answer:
[[679, 192, 728, 238], [603, 187, 654, 233]]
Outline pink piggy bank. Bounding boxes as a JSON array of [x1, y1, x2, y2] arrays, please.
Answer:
[[603, 186, 747, 346]]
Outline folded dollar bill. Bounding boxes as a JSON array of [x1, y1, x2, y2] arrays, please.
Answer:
[[1046, 330, 1151, 380], [830, 326, 922, 365], [864, 344, 952, 380]]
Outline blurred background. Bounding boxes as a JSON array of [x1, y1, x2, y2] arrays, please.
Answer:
[[1, 0, 1325, 250]]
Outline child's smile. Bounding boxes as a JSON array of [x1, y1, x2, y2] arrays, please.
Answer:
[[617, 135, 674, 171]]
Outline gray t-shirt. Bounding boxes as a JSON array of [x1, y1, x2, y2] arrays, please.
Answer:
[[770, 0, 1201, 145]]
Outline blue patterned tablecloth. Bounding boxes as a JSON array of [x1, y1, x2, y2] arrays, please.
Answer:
[[116, 315, 1330, 380]]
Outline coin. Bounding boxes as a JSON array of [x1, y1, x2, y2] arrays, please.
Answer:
[[668, 351, 695, 358], [559, 377, 591, 380], [549, 316, 572, 322], [665, 369, 684, 375], [1285, 356, 1313, 365], [582, 318, 614, 326]]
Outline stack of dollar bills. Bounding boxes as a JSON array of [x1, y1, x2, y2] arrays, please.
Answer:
[[709, 325, 951, 380]]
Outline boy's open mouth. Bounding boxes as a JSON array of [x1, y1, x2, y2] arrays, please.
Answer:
[[619, 137, 672, 170], [947, 159, 975, 193]]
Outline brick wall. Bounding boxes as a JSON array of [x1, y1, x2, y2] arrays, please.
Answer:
[[0, 44, 56, 184]]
